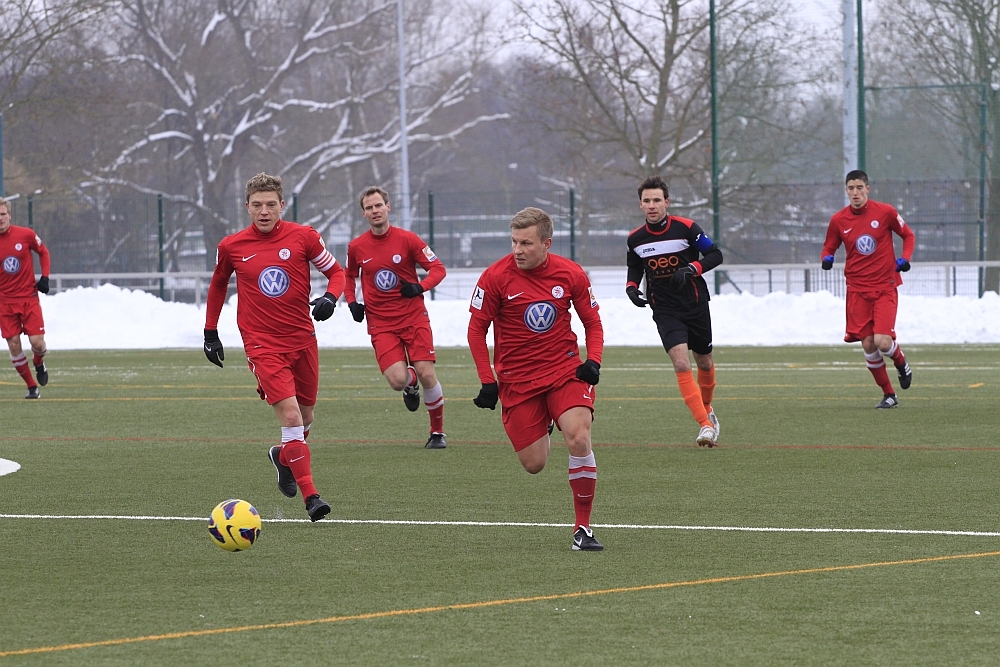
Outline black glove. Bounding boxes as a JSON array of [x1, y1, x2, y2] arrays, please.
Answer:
[[822, 255, 834, 270], [399, 280, 424, 298], [576, 359, 600, 385], [348, 301, 365, 322], [473, 382, 499, 410], [35, 276, 49, 294], [204, 329, 224, 368], [309, 292, 337, 321], [895, 258, 910, 272], [672, 265, 696, 287], [625, 285, 647, 308]]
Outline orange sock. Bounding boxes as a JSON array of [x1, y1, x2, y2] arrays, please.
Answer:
[[697, 365, 715, 411], [677, 370, 711, 427]]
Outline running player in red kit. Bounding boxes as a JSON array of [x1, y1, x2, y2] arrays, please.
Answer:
[[626, 176, 724, 447], [468, 207, 605, 551], [345, 186, 448, 449], [0, 198, 51, 398], [204, 173, 345, 521], [822, 170, 915, 408]]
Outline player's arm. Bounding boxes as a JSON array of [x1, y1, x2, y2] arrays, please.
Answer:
[[307, 233, 345, 321], [674, 224, 722, 286], [468, 277, 500, 408], [31, 233, 51, 293], [572, 274, 604, 384], [343, 243, 366, 322], [401, 237, 446, 297], [892, 210, 915, 272], [204, 246, 234, 367], [625, 241, 647, 307], [821, 219, 842, 269]]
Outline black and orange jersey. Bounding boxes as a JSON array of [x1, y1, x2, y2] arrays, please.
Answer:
[[626, 215, 723, 312]]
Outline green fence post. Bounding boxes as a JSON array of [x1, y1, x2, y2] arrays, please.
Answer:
[[27, 195, 33, 229], [158, 194, 164, 300], [569, 188, 576, 262], [292, 193, 298, 222], [428, 191, 435, 300]]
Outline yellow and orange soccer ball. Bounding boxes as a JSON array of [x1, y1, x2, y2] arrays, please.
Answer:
[[208, 499, 261, 552]]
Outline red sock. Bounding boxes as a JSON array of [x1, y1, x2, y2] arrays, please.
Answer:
[[32, 351, 45, 367], [424, 381, 444, 433], [303, 423, 311, 441], [697, 365, 716, 410], [885, 341, 906, 367], [865, 351, 895, 395], [676, 370, 711, 427], [10, 354, 35, 388], [569, 453, 597, 530], [279, 441, 318, 500]]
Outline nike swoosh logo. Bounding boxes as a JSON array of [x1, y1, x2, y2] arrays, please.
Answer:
[[583, 394, 591, 400], [204, 344, 211, 352], [361, 258, 373, 264], [843, 229, 852, 234], [428, 350, 434, 354], [242, 254, 257, 261], [507, 292, 524, 300], [289, 456, 305, 463]]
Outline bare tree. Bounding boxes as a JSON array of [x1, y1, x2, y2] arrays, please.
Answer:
[[82, 0, 506, 267], [508, 0, 832, 198], [877, 0, 1000, 291]]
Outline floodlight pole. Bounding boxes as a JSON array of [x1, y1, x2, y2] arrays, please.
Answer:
[[842, 0, 858, 186], [710, 0, 721, 295], [396, 0, 412, 230], [0, 112, 4, 198], [857, 0, 866, 171]]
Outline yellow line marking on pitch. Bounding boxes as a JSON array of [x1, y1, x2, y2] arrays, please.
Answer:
[[2, 550, 997, 658], [969, 383, 985, 388]]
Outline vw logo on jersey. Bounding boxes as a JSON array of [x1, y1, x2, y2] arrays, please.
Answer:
[[3, 256, 20, 274], [524, 301, 557, 333], [374, 269, 399, 291], [855, 234, 877, 256], [258, 266, 290, 297]]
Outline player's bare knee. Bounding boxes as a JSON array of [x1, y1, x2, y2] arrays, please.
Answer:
[[522, 459, 546, 474]]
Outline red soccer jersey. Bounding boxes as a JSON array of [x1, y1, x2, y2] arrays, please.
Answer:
[[822, 200, 915, 291], [0, 225, 51, 299], [468, 253, 603, 385], [345, 226, 446, 334], [205, 220, 345, 352]]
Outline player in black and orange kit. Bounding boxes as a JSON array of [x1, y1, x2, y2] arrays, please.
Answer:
[[204, 173, 346, 521], [0, 198, 51, 399], [626, 176, 724, 447], [822, 169, 915, 408], [468, 207, 605, 551], [345, 186, 448, 449]]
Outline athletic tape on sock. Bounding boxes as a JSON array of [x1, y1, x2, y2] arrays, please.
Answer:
[[423, 382, 444, 408], [281, 426, 305, 443]]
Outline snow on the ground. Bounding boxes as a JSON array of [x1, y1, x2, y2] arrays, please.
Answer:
[[35, 284, 1000, 350]]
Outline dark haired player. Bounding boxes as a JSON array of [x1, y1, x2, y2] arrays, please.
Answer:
[[0, 198, 51, 398], [626, 176, 724, 447], [204, 173, 345, 521], [345, 186, 448, 449], [469, 207, 605, 551], [822, 169, 915, 408]]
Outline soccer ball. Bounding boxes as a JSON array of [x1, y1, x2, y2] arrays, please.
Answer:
[[208, 499, 261, 552]]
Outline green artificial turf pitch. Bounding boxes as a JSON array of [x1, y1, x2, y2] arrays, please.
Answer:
[[1, 345, 999, 665]]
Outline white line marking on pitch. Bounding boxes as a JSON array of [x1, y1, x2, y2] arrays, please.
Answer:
[[1, 514, 998, 537], [0, 458, 21, 476]]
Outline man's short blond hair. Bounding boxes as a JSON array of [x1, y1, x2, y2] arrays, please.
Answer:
[[510, 207, 553, 241], [245, 173, 283, 204], [359, 186, 389, 209], [0, 199, 10, 214]]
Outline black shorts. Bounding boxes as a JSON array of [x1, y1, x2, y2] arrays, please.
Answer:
[[652, 305, 713, 355]]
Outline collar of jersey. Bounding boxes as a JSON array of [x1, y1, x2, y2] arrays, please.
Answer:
[[250, 219, 283, 237], [645, 216, 670, 234], [849, 202, 869, 215]]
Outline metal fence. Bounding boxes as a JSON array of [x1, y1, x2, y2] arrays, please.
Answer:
[[5, 179, 991, 288]]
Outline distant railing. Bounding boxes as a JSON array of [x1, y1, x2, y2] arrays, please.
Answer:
[[45, 261, 1000, 304]]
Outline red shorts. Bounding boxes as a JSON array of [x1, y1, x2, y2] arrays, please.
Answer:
[[246, 343, 319, 406], [844, 289, 898, 342], [0, 297, 45, 339], [500, 371, 596, 451], [371, 323, 436, 372]]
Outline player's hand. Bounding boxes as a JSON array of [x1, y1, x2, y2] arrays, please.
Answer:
[[203, 329, 224, 368], [399, 280, 424, 298], [35, 276, 49, 294], [473, 382, 499, 410], [672, 265, 696, 287], [625, 285, 647, 308], [310, 292, 337, 321], [895, 258, 910, 272], [821, 255, 834, 270], [576, 359, 600, 385], [348, 301, 365, 322]]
